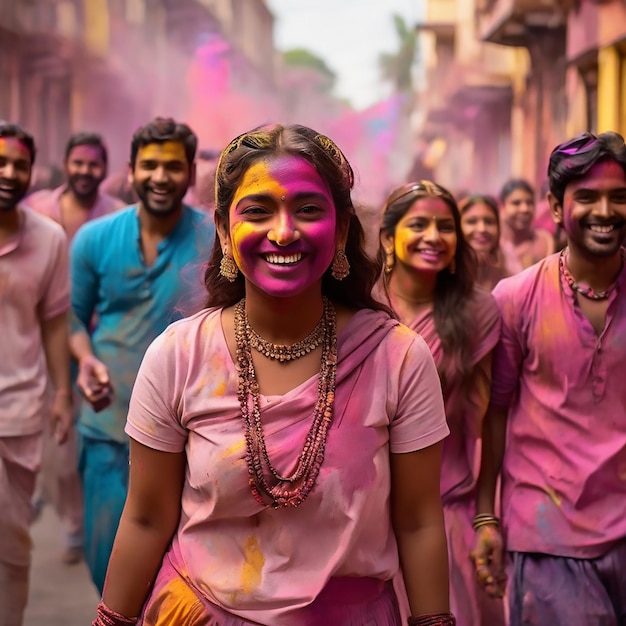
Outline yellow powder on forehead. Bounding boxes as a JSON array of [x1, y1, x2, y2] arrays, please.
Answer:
[[0, 137, 30, 157], [231, 160, 287, 207], [137, 141, 187, 162]]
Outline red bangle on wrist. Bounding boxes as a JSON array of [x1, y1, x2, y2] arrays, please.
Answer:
[[408, 613, 457, 626], [92, 602, 138, 626]]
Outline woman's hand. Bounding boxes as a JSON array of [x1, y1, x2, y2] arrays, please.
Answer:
[[470, 525, 507, 598]]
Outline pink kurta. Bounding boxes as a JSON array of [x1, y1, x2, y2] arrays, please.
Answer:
[[0, 207, 69, 623], [26, 185, 123, 242], [0, 207, 70, 436], [406, 288, 503, 626], [492, 252, 626, 558], [125, 307, 449, 625]]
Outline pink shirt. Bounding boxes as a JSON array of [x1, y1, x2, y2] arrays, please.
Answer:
[[491, 252, 626, 558], [126, 307, 448, 624], [406, 289, 500, 503], [0, 207, 70, 436], [26, 185, 123, 242]]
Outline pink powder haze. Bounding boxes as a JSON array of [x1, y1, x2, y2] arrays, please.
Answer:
[[185, 34, 404, 207], [76, 21, 405, 212]]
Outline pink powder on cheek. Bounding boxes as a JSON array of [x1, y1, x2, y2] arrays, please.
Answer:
[[229, 156, 339, 294], [231, 214, 337, 297]]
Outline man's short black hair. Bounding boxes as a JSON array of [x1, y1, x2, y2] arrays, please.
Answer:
[[0, 122, 36, 165], [64, 132, 108, 165], [548, 131, 626, 204], [130, 117, 197, 167]]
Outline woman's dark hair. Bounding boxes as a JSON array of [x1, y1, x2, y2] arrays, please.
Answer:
[[204, 123, 389, 313], [0, 122, 36, 165], [499, 178, 534, 204], [130, 117, 197, 167], [459, 194, 501, 253], [548, 131, 626, 204], [64, 132, 108, 165], [379, 181, 476, 382]]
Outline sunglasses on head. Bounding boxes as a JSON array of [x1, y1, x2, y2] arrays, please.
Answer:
[[555, 132, 598, 156]]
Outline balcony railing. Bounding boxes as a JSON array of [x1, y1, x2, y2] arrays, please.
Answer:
[[477, 0, 565, 45]]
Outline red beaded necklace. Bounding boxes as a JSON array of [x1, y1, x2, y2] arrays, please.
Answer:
[[559, 248, 622, 301], [234, 297, 338, 509]]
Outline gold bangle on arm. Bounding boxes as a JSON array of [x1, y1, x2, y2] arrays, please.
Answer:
[[472, 513, 500, 531]]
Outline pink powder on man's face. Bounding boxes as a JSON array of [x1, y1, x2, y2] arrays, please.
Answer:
[[229, 156, 337, 299], [561, 159, 626, 257]]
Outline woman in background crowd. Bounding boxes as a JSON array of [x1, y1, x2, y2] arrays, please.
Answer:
[[498, 178, 554, 273], [379, 181, 504, 626], [460, 194, 508, 290]]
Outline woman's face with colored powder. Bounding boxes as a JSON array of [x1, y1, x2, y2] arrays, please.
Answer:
[[221, 155, 339, 298], [461, 202, 499, 253], [387, 196, 457, 275]]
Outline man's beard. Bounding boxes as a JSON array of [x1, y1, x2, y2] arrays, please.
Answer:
[[134, 185, 185, 217], [0, 182, 28, 212], [68, 174, 101, 200]]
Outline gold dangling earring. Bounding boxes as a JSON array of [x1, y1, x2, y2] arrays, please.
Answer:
[[219, 250, 239, 282], [449, 257, 456, 274], [385, 250, 395, 275], [331, 248, 350, 280]]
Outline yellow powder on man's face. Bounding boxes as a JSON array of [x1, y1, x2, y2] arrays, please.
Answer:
[[136, 141, 186, 163]]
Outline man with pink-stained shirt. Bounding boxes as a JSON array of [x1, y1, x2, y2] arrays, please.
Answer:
[[26, 132, 123, 240], [472, 131, 626, 625], [26, 132, 122, 567], [0, 122, 72, 626]]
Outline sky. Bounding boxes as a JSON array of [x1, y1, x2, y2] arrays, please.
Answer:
[[266, 0, 421, 111]]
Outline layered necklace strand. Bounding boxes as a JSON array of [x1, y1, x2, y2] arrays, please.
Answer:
[[245, 306, 326, 361], [559, 248, 622, 301], [234, 297, 337, 508]]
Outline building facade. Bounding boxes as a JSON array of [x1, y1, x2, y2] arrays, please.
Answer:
[[0, 0, 276, 171], [414, 0, 626, 197], [414, 0, 528, 195]]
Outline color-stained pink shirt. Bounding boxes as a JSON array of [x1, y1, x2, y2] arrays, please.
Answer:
[[126, 307, 448, 624], [491, 252, 626, 558], [26, 185, 123, 242], [0, 207, 70, 436], [406, 289, 500, 503]]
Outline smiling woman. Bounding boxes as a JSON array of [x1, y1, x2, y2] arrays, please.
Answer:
[[93, 124, 457, 626], [378, 180, 505, 626], [459, 194, 509, 291]]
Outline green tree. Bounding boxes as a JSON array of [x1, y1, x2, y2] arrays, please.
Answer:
[[282, 48, 336, 91], [379, 14, 418, 93]]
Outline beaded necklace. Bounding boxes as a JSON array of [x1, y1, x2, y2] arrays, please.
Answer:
[[559, 248, 621, 301], [245, 307, 326, 361], [234, 297, 337, 508]]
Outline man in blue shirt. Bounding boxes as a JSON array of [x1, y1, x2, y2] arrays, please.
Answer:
[[70, 117, 215, 593]]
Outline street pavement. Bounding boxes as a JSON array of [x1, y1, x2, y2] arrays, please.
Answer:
[[24, 506, 99, 626]]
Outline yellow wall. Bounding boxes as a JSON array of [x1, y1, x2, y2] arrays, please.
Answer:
[[83, 0, 109, 55], [597, 45, 621, 133], [621, 52, 626, 135]]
